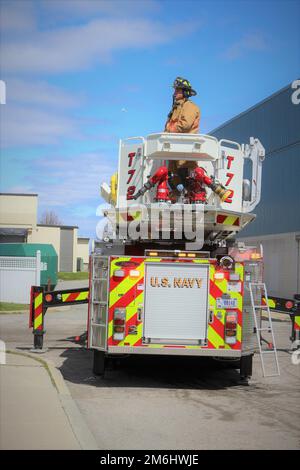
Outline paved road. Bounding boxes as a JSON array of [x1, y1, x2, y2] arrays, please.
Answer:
[[1, 286, 299, 450]]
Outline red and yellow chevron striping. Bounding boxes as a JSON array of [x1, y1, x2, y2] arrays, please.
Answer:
[[33, 292, 43, 331], [62, 291, 89, 303], [207, 263, 243, 350], [294, 315, 300, 331], [107, 257, 244, 351], [216, 214, 240, 226]]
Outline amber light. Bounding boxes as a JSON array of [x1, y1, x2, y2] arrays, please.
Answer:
[[251, 253, 261, 260]]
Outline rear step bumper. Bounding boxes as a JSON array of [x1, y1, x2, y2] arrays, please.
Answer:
[[107, 345, 243, 357]]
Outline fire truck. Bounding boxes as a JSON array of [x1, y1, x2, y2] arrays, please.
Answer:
[[31, 132, 284, 384]]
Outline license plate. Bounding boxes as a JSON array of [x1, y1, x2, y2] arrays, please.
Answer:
[[216, 298, 238, 309]]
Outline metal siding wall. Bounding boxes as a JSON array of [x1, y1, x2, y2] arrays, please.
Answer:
[[240, 233, 300, 298], [210, 85, 300, 236], [60, 229, 73, 272]]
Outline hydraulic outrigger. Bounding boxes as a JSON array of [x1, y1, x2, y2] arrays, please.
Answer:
[[29, 284, 300, 350]]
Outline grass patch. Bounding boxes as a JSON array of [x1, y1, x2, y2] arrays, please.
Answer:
[[58, 271, 89, 280], [0, 302, 29, 312]]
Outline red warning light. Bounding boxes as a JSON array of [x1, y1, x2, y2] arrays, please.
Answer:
[[285, 301, 293, 309]]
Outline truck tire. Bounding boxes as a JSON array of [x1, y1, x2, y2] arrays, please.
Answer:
[[93, 350, 106, 376], [240, 354, 253, 384]]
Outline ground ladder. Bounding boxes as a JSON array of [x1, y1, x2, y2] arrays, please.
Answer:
[[249, 282, 280, 377], [89, 255, 109, 350]]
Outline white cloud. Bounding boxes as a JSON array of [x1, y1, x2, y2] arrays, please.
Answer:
[[0, 77, 117, 147], [5, 151, 116, 235], [1, 15, 201, 74], [7, 78, 81, 108], [0, 105, 79, 146], [31, 152, 116, 207], [222, 33, 268, 61]]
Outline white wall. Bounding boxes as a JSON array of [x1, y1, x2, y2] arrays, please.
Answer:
[[0, 254, 40, 303], [240, 232, 300, 298]]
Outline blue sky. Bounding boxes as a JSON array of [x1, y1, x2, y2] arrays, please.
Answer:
[[0, 0, 299, 238]]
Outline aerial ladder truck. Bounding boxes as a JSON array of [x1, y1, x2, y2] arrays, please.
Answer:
[[31, 132, 288, 383]]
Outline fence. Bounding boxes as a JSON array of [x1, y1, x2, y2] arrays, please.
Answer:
[[0, 251, 41, 304]]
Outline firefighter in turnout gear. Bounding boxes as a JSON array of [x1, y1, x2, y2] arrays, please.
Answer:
[[165, 77, 200, 134], [165, 77, 201, 195]]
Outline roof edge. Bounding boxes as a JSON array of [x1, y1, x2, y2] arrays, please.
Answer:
[[37, 224, 79, 229], [0, 193, 38, 197]]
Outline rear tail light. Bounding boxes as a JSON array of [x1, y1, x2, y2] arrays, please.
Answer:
[[225, 312, 238, 344], [113, 308, 126, 340]]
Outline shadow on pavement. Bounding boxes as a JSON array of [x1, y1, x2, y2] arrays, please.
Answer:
[[58, 347, 244, 391]]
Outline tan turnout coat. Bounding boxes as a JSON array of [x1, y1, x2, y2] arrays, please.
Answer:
[[165, 98, 201, 172]]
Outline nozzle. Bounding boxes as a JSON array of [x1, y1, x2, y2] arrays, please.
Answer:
[[210, 182, 231, 201], [132, 181, 153, 200]]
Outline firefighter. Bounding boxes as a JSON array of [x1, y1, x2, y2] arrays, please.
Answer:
[[165, 77, 200, 134], [165, 77, 201, 194]]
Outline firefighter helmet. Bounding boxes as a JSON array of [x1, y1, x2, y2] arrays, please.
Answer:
[[172, 77, 197, 97]]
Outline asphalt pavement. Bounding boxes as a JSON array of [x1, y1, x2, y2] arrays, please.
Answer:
[[0, 279, 299, 450]]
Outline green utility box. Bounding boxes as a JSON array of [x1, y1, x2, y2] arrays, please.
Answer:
[[0, 243, 58, 290]]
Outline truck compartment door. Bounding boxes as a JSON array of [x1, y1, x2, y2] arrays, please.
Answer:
[[143, 262, 209, 344]]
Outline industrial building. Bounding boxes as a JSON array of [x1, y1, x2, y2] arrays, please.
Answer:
[[0, 193, 89, 272], [210, 83, 300, 299]]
